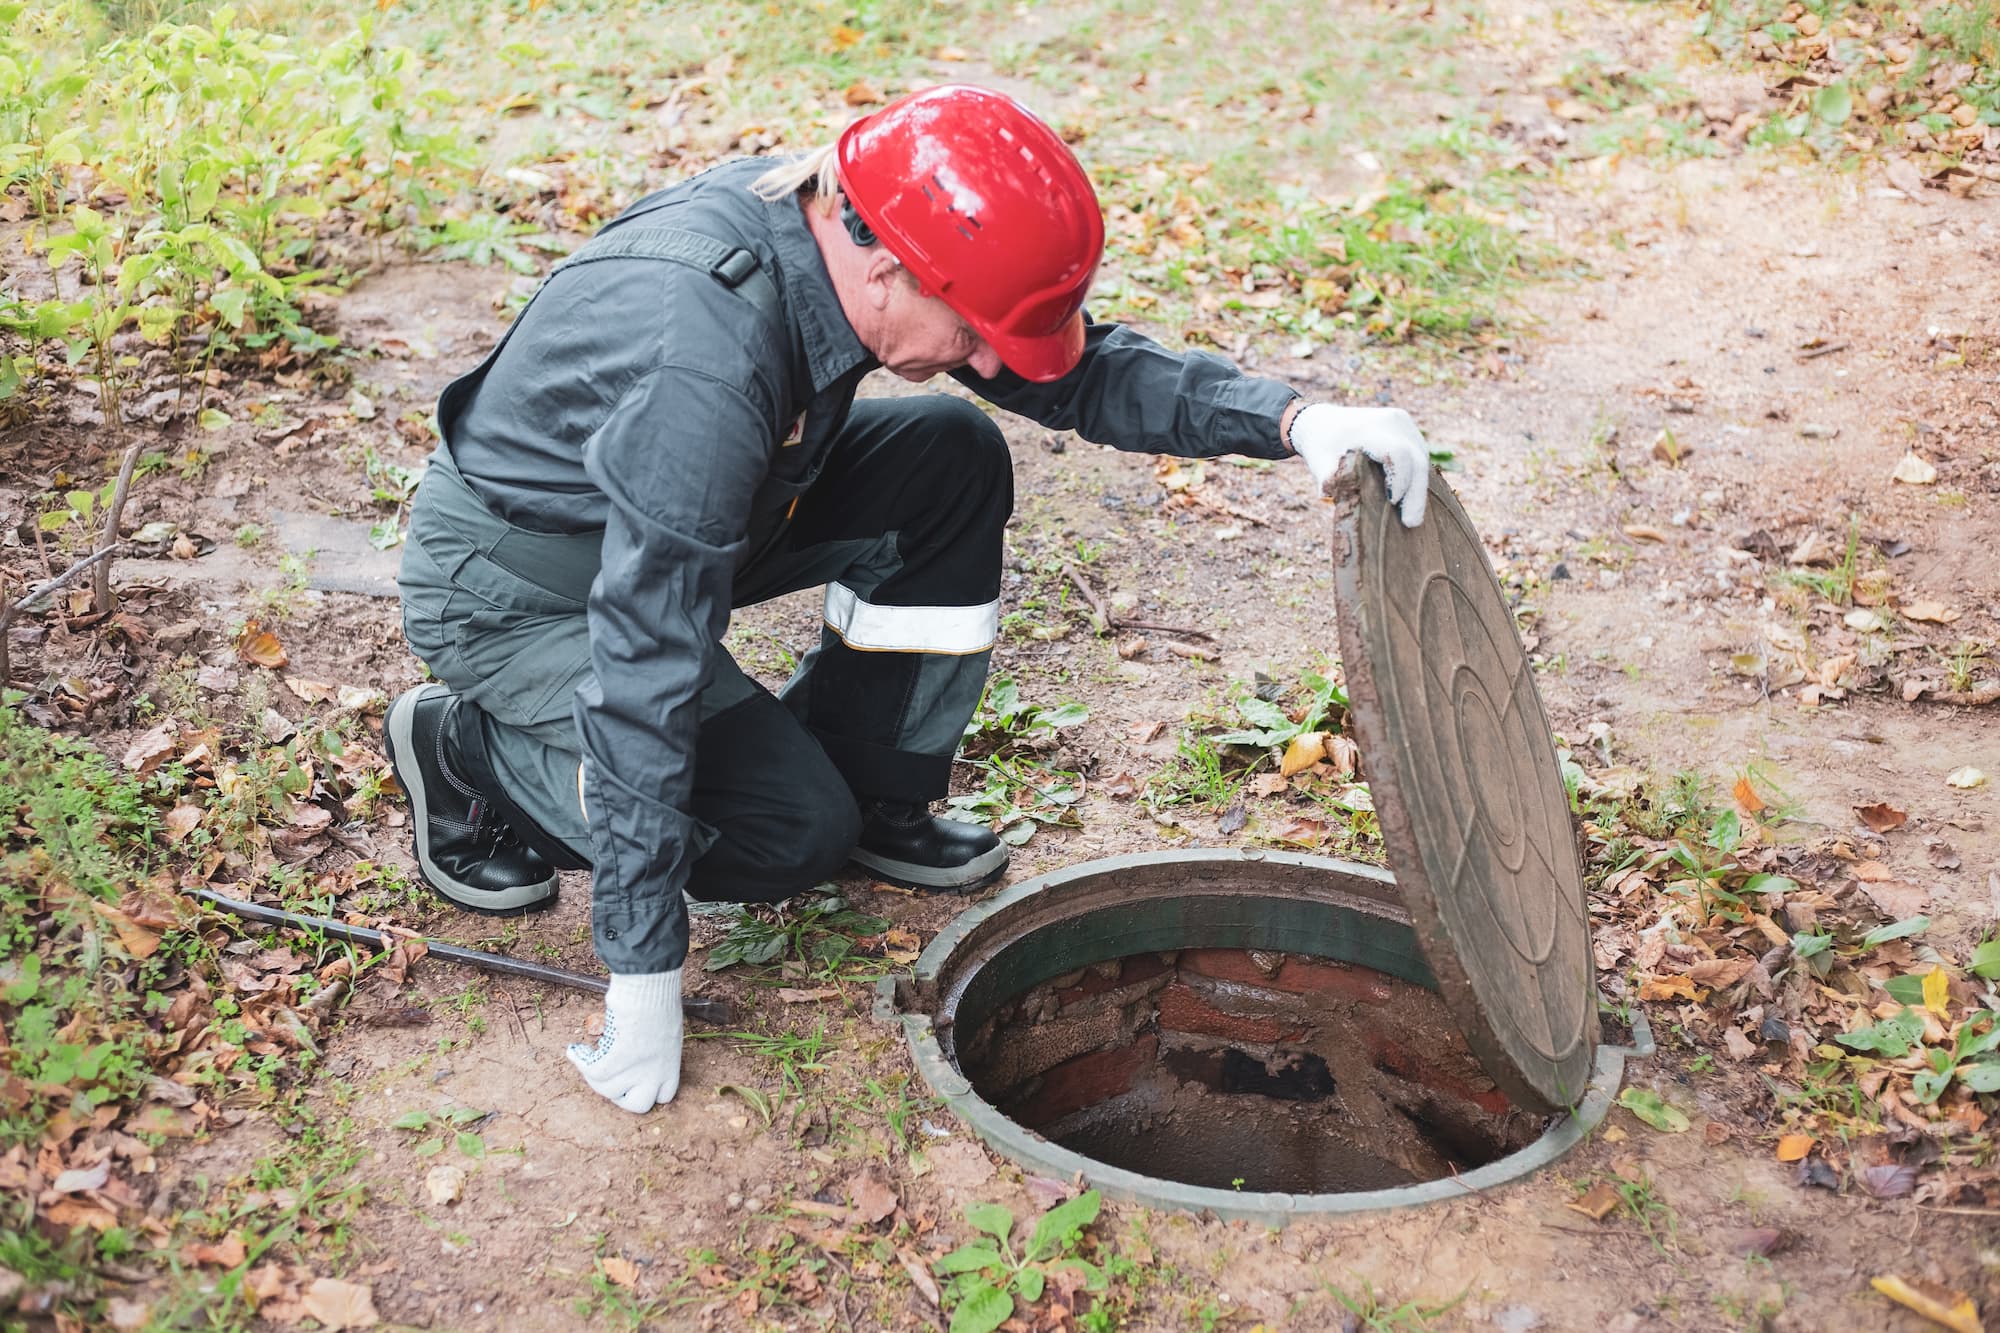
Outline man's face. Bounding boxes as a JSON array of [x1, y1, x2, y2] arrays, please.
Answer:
[[873, 275, 1006, 382]]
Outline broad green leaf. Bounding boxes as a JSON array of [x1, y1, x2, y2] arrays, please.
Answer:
[[1954, 1059, 2000, 1094], [1036, 702, 1089, 729], [413, 1137, 444, 1157], [210, 288, 249, 329], [1709, 810, 1741, 855], [390, 1110, 432, 1131], [136, 306, 177, 343], [1955, 1019, 2000, 1062], [1025, 1190, 1101, 1263], [1057, 1257, 1108, 1292], [948, 1283, 1013, 1333], [964, 1201, 1014, 1244], [931, 1245, 1004, 1276], [1792, 932, 1832, 959], [1015, 1268, 1043, 1302], [1739, 873, 1796, 895], [65, 490, 94, 518], [1813, 81, 1852, 126], [1970, 940, 2000, 980], [198, 408, 231, 431], [1912, 1065, 1953, 1105], [1834, 1008, 1924, 1056], [38, 510, 71, 533], [1861, 916, 1929, 949], [1882, 974, 1926, 1006], [1616, 1088, 1689, 1133], [455, 1131, 486, 1159]]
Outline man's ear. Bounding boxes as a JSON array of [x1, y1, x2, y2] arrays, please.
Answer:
[[861, 249, 902, 312]]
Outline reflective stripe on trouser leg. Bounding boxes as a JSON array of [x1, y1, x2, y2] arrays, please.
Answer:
[[822, 583, 999, 655]]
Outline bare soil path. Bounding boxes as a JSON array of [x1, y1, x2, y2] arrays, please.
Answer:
[[5, 0, 1998, 1329]]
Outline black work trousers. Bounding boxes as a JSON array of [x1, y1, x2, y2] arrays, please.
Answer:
[[398, 393, 1012, 906]]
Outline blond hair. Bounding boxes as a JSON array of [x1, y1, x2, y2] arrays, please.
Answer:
[[751, 143, 841, 211]]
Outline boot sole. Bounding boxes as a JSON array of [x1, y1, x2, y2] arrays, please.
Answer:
[[847, 840, 1011, 894], [384, 684, 559, 916]]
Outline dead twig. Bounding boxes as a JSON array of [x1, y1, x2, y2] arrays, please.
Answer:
[[1117, 620, 1215, 641], [92, 435, 143, 612], [1795, 341, 1850, 361], [1061, 561, 1114, 635], [0, 544, 118, 686], [1166, 641, 1219, 663]]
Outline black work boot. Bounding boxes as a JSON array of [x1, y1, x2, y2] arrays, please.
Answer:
[[849, 799, 1009, 892], [383, 684, 559, 915]]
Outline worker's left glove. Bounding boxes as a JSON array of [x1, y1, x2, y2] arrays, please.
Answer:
[[1290, 403, 1432, 528], [566, 970, 683, 1113]]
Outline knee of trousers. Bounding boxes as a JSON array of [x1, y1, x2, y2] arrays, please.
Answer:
[[702, 789, 863, 898], [918, 398, 1013, 504]]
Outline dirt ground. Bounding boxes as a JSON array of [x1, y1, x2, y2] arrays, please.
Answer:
[[6, 0, 2000, 1329]]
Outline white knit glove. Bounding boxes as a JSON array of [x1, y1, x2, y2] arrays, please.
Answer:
[[566, 971, 684, 1113], [1290, 403, 1432, 528]]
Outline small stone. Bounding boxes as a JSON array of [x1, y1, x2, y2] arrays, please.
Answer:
[[425, 1164, 466, 1206]]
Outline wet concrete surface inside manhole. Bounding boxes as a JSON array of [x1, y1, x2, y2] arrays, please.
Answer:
[[955, 948, 1550, 1194]]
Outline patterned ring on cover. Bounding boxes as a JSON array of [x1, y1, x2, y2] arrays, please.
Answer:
[[1329, 458, 1597, 1114]]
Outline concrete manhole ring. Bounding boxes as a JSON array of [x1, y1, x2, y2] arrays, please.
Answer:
[[879, 851, 1645, 1223]]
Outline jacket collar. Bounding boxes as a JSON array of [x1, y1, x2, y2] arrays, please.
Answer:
[[761, 188, 872, 393]]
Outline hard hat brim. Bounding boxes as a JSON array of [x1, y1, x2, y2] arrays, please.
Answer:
[[985, 309, 1087, 384]]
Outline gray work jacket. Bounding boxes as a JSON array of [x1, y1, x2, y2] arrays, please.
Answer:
[[439, 156, 1300, 974]]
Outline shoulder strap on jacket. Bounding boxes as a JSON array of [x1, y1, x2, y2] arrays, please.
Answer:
[[551, 227, 779, 322]]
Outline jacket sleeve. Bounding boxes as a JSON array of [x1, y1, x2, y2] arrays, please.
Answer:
[[576, 362, 776, 975], [955, 314, 1299, 460]]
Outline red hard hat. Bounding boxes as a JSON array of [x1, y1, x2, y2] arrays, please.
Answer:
[[836, 85, 1104, 383]]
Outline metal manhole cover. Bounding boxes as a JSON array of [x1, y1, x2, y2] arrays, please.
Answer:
[[1330, 460, 1596, 1113]]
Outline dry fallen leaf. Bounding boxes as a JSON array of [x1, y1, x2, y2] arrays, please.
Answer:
[[163, 804, 203, 842], [1622, 524, 1669, 544], [775, 986, 841, 1004], [601, 1257, 639, 1289], [1775, 1134, 1814, 1162], [1279, 731, 1327, 777], [237, 621, 289, 669], [1885, 158, 1930, 203], [842, 80, 882, 106], [897, 1247, 941, 1307], [1733, 776, 1766, 815], [1869, 1276, 1980, 1333], [122, 723, 177, 776], [1902, 601, 1961, 624], [1638, 974, 1701, 1002], [1859, 879, 1929, 920], [286, 677, 338, 704], [1566, 1181, 1620, 1219], [1684, 958, 1753, 988], [1890, 453, 1937, 486], [302, 1278, 379, 1330], [1854, 802, 1908, 833], [1946, 767, 1987, 790], [848, 1166, 899, 1225], [187, 1232, 249, 1268]]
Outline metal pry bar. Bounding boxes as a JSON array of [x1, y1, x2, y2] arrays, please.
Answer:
[[187, 888, 736, 1025]]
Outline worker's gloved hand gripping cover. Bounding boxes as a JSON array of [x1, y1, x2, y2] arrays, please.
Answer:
[[566, 970, 684, 1112], [1290, 403, 1433, 528]]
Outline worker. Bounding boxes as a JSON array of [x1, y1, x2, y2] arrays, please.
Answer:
[[384, 85, 1433, 1115]]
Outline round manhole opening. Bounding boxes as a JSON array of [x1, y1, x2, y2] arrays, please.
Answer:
[[885, 851, 1639, 1220]]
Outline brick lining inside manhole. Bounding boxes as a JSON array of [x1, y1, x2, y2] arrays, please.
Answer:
[[953, 948, 1550, 1194]]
